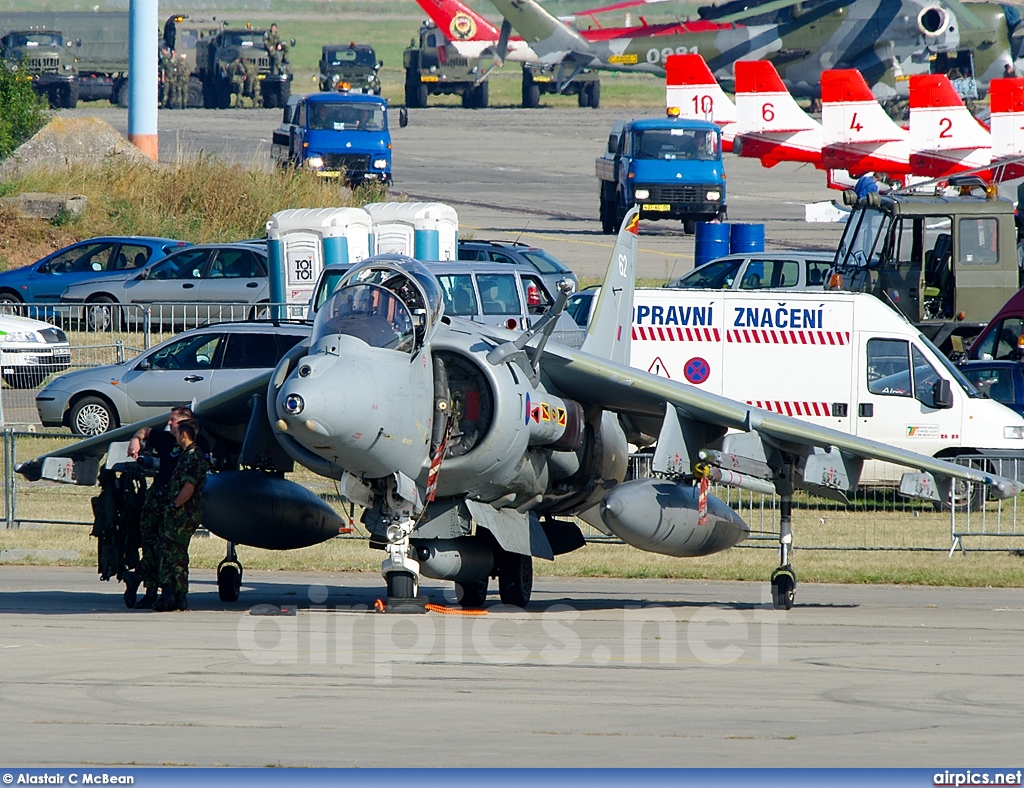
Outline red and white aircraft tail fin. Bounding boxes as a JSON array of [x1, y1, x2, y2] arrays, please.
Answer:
[[666, 54, 736, 150], [415, 0, 501, 39], [989, 77, 1024, 180], [909, 74, 991, 177], [820, 68, 910, 183], [733, 59, 822, 167]]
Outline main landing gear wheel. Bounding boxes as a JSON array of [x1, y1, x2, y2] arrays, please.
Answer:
[[770, 566, 796, 611], [455, 576, 489, 609], [497, 553, 533, 608], [217, 542, 243, 602]]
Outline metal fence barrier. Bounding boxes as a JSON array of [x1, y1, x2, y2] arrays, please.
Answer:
[[4, 431, 1024, 553]]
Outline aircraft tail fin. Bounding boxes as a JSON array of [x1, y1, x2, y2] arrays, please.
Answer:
[[666, 53, 737, 146], [909, 74, 991, 152], [989, 77, 1024, 163], [414, 0, 501, 40], [821, 69, 908, 146], [734, 60, 819, 134], [580, 207, 639, 366]]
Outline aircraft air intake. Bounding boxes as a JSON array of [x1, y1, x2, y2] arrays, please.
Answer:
[[917, 6, 952, 36]]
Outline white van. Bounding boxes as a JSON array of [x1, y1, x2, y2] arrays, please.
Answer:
[[567, 288, 1024, 483]]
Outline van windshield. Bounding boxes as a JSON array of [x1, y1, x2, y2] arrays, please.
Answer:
[[836, 206, 891, 269]]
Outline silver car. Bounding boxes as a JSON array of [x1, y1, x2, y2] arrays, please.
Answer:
[[667, 251, 836, 290], [36, 321, 310, 435], [59, 243, 271, 329]]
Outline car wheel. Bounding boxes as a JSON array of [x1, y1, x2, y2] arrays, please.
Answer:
[[68, 396, 119, 436], [85, 296, 119, 332], [0, 291, 23, 312]]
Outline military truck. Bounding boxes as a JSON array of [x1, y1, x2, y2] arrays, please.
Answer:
[[194, 26, 292, 109], [319, 43, 382, 94], [522, 63, 600, 108], [403, 21, 488, 109], [831, 179, 1020, 354], [0, 29, 78, 108], [163, 14, 226, 107]]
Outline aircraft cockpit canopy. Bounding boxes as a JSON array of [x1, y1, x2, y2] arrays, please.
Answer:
[[311, 255, 443, 354]]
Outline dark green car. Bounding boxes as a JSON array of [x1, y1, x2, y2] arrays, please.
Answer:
[[318, 43, 381, 94]]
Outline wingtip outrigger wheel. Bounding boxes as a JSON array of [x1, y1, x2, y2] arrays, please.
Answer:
[[770, 565, 796, 611], [217, 541, 243, 602], [770, 477, 796, 610]]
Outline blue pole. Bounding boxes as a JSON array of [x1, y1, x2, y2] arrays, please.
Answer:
[[127, 0, 158, 160]]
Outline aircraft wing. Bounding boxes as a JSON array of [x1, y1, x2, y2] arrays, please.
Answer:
[[16, 368, 278, 483], [538, 343, 1022, 498]]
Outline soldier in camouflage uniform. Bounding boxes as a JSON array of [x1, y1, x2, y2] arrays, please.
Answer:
[[243, 58, 261, 108], [158, 45, 174, 108], [172, 52, 190, 109], [227, 56, 247, 108], [125, 406, 193, 609], [153, 420, 209, 612], [263, 23, 287, 76]]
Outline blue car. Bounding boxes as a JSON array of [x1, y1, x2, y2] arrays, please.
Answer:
[[957, 360, 1024, 417], [0, 237, 190, 305]]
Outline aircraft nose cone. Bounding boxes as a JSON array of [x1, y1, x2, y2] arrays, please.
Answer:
[[277, 354, 378, 440]]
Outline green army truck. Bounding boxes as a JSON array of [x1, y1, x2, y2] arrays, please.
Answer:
[[163, 14, 227, 107], [319, 43, 382, 94], [521, 63, 600, 108], [0, 29, 78, 109], [404, 20, 488, 109], [194, 26, 293, 109], [832, 179, 1021, 354]]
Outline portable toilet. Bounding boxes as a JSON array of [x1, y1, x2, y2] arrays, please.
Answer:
[[364, 202, 459, 260], [266, 207, 372, 318]]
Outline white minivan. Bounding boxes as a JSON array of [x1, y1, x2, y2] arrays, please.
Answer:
[[568, 287, 1024, 484]]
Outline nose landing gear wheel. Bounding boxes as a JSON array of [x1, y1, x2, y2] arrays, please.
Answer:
[[387, 570, 416, 600], [770, 566, 796, 610]]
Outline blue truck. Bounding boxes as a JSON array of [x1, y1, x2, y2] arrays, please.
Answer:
[[595, 113, 726, 234], [271, 91, 392, 188]]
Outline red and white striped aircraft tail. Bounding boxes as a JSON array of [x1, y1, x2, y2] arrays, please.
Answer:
[[989, 77, 1024, 181], [820, 69, 910, 183], [733, 60, 822, 167], [908, 74, 991, 178], [665, 54, 736, 150]]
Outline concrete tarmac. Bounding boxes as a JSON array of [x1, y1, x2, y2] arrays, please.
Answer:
[[2, 566, 1023, 767]]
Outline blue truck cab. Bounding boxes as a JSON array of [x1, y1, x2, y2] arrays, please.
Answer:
[[595, 112, 726, 234], [271, 91, 392, 188]]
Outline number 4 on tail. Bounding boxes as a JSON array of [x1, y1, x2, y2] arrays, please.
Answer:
[[850, 112, 863, 132]]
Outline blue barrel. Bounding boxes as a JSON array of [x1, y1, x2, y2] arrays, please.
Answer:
[[730, 222, 765, 256], [694, 221, 730, 267]]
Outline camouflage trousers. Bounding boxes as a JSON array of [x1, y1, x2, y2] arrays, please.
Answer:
[[158, 503, 202, 596], [137, 489, 169, 589], [230, 77, 245, 107]]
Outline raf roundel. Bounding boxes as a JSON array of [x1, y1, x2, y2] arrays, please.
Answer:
[[683, 357, 710, 384]]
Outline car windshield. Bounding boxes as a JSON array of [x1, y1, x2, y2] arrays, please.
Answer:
[[307, 102, 385, 131], [312, 283, 415, 352], [566, 292, 594, 327], [634, 128, 719, 161], [520, 249, 571, 274], [672, 259, 742, 289], [221, 32, 263, 47], [327, 47, 376, 66]]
